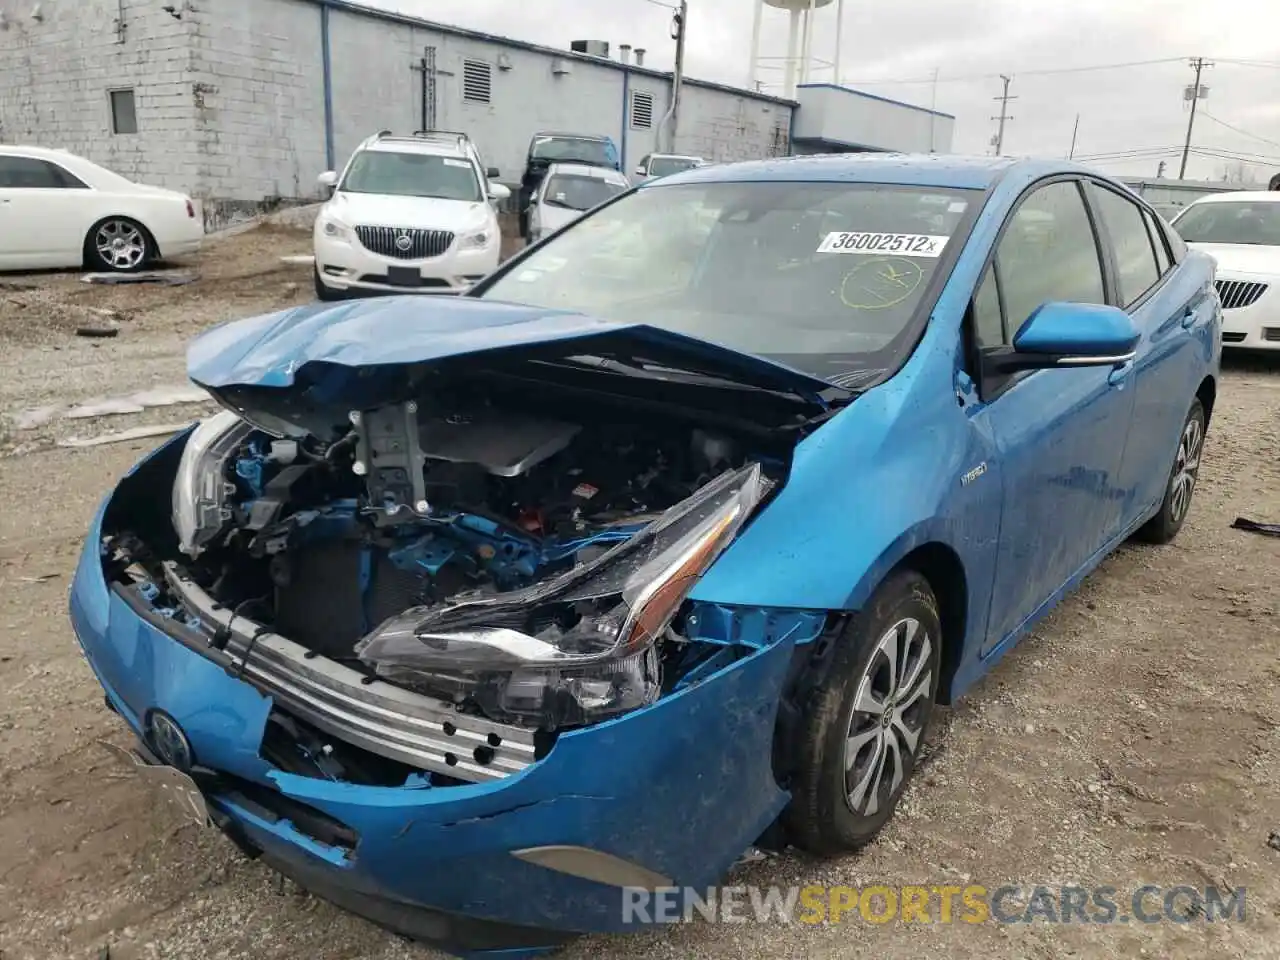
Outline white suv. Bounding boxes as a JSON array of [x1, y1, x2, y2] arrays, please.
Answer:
[[313, 131, 510, 299]]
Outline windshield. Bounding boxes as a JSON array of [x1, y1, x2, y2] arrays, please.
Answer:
[[542, 173, 628, 211], [340, 151, 481, 201], [1173, 201, 1280, 246], [531, 137, 614, 167], [650, 157, 699, 177], [481, 181, 977, 381]]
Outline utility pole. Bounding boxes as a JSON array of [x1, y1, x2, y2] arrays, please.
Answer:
[[656, 0, 687, 153], [1179, 57, 1212, 179], [991, 74, 1016, 156], [928, 67, 939, 153], [1068, 113, 1080, 160]]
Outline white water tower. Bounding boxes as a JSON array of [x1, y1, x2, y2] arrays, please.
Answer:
[[749, 0, 845, 99]]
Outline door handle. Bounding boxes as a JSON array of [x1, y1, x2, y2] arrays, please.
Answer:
[[1108, 360, 1133, 386], [1180, 306, 1197, 329]]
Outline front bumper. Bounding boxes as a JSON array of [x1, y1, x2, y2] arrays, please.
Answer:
[[1217, 276, 1280, 349], [69, 442, 808, 956], [314, 231, 499, 295]]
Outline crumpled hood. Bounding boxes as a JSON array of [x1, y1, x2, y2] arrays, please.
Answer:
[[187, 296, 838, 431]]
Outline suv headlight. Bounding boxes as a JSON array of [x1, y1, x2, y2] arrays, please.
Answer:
[[459, 230, 492, 250], [354, 463, 767, 730], [172, 410, 252, 558], [320, 216, 350, 240]]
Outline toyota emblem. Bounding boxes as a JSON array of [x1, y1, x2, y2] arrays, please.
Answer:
[[146, 710, 195, 772], [395, 232, 413, 252]]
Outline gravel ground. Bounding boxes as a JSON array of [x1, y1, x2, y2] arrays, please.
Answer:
[[1, 225, 1278, 959]]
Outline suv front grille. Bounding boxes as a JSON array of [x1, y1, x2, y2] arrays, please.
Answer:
[[355, 226, 454, 260], [1215, 279, 1268, 310]]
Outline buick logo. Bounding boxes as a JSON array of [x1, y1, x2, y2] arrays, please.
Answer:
[[146, 711, 194, 772], [395, 232, 413, 252]]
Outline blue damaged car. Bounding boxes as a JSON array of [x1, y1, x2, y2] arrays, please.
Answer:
[[70, 155, 1220, 957]]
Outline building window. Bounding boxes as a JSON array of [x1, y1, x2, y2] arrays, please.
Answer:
[[630, 91, 654, 129], [462, 59, 492, 104], [109, 89, 138, 135]]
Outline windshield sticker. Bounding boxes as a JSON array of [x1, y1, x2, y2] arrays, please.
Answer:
[[948, 201, 968, 213], [818, 232, 949, 257], [442, 158, 472, 168], [839, 258, 924, 310]]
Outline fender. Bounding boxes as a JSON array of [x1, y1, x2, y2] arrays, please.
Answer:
[[691, 333, 1003, 666]]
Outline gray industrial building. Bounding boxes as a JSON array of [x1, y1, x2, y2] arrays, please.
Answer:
[[0, 0, 955, 226]]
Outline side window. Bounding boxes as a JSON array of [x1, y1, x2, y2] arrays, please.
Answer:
[[972, 265, 1005, 348], [1144, 209, 1172, 276], [0, 156, 70, 189], [1089, 184, 1160, 306], [996, 180, 1106, 334]]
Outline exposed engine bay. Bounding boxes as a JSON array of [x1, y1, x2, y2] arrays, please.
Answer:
[[148, 386, 778, 734]]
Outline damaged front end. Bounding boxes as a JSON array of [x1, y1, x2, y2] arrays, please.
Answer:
[[71, 301, 846, 951]]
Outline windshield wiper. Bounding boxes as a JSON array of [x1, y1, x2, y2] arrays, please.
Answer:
[[544, 355, 842, 408], [543, 197, 585, 211]]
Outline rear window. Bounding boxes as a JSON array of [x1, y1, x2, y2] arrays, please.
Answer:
[[650, 157, 700, 177], [531, 137, 615, 168]]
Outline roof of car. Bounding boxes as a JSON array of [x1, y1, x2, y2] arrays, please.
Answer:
[[546, 162, 629, 181], [0, 144, 78, 159], [365, 137, 470, 158], [1185, 190, 1280, 204], [647, 153, 1087, 190], [532, 132, 611, 142]]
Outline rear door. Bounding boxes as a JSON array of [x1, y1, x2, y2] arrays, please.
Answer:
[[1087, 183, 1214, 526], [969, 178, 1139, 656], [0, 155, 92, 268]]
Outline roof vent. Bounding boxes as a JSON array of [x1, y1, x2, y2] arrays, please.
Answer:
[[619, 44, 632, 65], [570, 40, 610, 58], [634, 48, 646, 66]]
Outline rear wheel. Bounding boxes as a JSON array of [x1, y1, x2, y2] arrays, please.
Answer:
[[86, 217, 152, 272], [1136, 399, 1206, 544], [783, 570, 941, 854]]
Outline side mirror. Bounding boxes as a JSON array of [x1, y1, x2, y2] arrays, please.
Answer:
[[986, 302, 1139, 374], [488, 182, 512, 201], [487, 166, 501, 179], [317, 170, 339, 188], [634, 164, 647, 177]]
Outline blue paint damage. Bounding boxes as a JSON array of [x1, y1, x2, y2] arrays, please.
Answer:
[[71, 472, 819, 941], [69, 153, 1223, 955]]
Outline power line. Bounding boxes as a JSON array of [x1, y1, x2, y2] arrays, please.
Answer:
[[838, 56, 1190, 87], [1197, 111, 1280, 150]]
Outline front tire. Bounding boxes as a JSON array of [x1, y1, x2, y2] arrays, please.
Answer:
[[1136, 398, 1206, 544], [85, 218, 152, 272], [314, 266, 341, 302], [783, 570, 941, 854]]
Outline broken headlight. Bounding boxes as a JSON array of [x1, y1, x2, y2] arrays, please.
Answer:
[[354, 463, 767, 730], [172, 410, 253, 558]]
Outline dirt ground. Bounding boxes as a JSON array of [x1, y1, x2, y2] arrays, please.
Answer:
[[1, 224, 1278, 960]]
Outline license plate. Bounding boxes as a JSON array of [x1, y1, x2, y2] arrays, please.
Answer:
[[386, 266, 422, 287], [99, 739, 211, 829]]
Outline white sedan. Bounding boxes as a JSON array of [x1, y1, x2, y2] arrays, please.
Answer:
[[1171, 191, 1280, 350], [0, 145, 204, 272]]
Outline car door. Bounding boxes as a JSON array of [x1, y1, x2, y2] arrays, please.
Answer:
[[1086, 183, 1213, 527], [968, 178, 1139, 656], [0, 155, 92, 268]]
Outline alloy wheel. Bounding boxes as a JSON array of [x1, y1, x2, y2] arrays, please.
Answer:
[[95, 220, 147, 271], [1169, 416, 1203, 525], [843, 617, 933, 816]]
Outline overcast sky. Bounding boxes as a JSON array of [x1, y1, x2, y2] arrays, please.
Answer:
[[369, 0, 1280, 183]]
